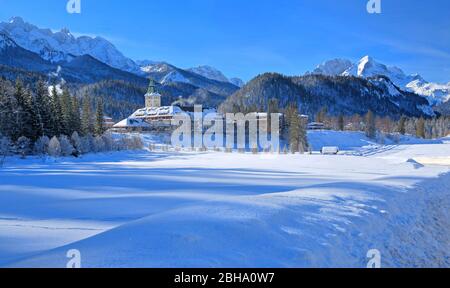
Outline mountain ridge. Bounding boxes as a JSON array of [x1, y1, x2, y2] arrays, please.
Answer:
[[310, 55, 450, 106], [220, 72, 433, 119], [0, 17, 140, 74]]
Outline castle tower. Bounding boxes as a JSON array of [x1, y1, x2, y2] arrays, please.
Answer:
[[145, 79, 161, 108]]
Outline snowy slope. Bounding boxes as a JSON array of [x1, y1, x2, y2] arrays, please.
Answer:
[[313, 55, 450, 105], [0, 32, 16, 50], [161, 70, 191, 84], [0, 17, 140, 74], [188, 65, 230, 83], [407, 79, 450, 106], [342, 56, 408, 83], [139, 61, 173, 74], [312, 58, 353, 76], [0, 132, 449, 268], [188, 65, 244, 87], [230, 77, 245, 87]]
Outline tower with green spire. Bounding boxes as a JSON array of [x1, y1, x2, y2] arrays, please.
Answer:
[[145, 78, 161, 108]]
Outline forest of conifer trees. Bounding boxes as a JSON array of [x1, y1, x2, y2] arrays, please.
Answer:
[[0, 77, 143, 159]]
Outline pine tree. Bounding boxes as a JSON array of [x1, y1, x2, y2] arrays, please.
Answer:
[[60, 89, 73, 136], [24, 89, 42, 141], [12, 80, 35, 140], [35, 80, 53, 137], [81, 95, 93, 136], [50, 87, 62, 137], [71, 96, 81, 134], [95, 99, 105, 136], [0, 79, 15, 138]]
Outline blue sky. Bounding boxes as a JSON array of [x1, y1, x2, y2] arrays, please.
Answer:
[[0, 0, 449, 82]]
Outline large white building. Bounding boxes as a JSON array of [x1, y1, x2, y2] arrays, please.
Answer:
[[114, 79, 185, 129]]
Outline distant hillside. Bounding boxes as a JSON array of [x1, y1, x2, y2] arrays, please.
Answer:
[[140, 62, 239, 98], [435, 100, 450, 116], [310, 56, 450, 106], [72, 80, 229, 120], [220, 73, 432, 119]]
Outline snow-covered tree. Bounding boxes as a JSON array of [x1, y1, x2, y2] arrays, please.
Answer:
[[60, 89, 73, 136], [102, 133, 114, 151], [127, 135, 144, 150], [34, 135, 50, 155], [16, 136, 31, 156], [71, 131, 82, 153], [50, 86, 62, 137], [59, 135, 75, 156], [35, 80, 52, 137], [0, 136, 12, 156], [81, 96, 93, 135], [79, 134, 94, 154], [93, 136, 106, 152], [48, 136, 61, 157], [95, 99, 105, 136], [71, 97, 82, 136], [0, 80, 16, 139]]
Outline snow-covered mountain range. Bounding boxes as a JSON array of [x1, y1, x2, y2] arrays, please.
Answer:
[[187, 65, 244, 87], [137, 61, 244, 87], [220, 72, 435, 118], [188, 65, 229, 83], [0, 17, 243, 88], [311, 56, 450, 106], [0, 17, 140, 74]]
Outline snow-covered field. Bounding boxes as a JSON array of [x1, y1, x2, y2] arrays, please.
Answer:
[[0, 131, 449, 268]]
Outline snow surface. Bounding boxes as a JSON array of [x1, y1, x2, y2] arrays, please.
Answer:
[[230, 77, 245, 88], [139, 62, 173, 74], [161, 71, 191, 85], [407, 79, 450, 106], [188, 65, 230, 83], [0, 132, 449, 268], [188, 65, 244, 87], [312, 58, 353, 76]]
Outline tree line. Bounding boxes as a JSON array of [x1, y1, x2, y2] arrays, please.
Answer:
[[266, 98, 449, 153], [314, 107, 450, 141], [0, 78, 142, 158]]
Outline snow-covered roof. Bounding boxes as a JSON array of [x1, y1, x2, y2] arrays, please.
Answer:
[[131, 106, 184, 119], [113, 118, 151, 128], [145, 92, 161, 97]]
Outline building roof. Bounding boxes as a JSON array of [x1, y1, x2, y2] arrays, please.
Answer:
[[145, 79, 160, 97], [113, 106, 224, 128], [113, 118, 151, 128], [131, 106, 184, 119]]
